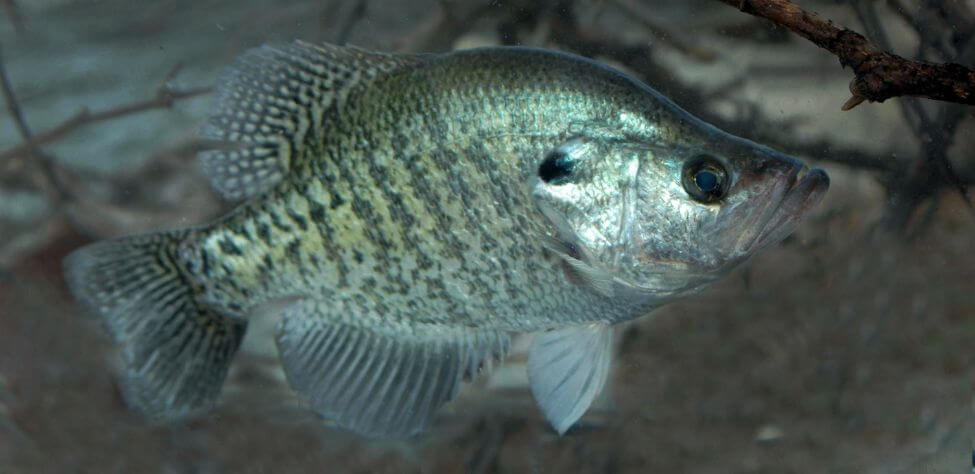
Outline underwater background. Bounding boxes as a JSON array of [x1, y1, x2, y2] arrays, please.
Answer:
[[0, 0, 971, 472]]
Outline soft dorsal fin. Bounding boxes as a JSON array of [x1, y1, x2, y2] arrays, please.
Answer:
[[199, 41, 428, 200]]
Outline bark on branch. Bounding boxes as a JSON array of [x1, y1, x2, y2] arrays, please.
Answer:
[[715, 0, 975, 109]]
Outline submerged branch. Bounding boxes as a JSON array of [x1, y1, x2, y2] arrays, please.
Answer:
[[0, 44, 31, 144], [0, 54, 212, 266], [0, 42, 72, 201], [0, 85, 211, 165], [609, 0, 717, 62], [714, 0, 975, 109], [1, 0, 25, 35]]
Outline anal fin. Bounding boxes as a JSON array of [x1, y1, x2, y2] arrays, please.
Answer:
[[275, 299, 510, 438], [528, 323, 614, 435]]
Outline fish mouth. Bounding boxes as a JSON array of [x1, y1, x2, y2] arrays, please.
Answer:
[[751, 165, 830, 250]]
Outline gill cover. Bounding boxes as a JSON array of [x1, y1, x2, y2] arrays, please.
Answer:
[[532, 137, 646, 299]]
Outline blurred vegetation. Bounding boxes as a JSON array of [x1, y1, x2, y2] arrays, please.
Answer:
[[0, 1, 971, 473]]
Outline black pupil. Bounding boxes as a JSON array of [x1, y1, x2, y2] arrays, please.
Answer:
[[538, 151, 574, 185], [695, 169, 718, 192], [682, 155, 728, 203]]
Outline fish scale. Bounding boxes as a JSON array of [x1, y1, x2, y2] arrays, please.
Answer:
[[64, 42, 827, 438]]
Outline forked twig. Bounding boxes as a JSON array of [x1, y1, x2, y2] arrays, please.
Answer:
[[610, 0, 716, 62], [0, 45, 31, 144], [715, 0, 975, 109], [0, 0, 25, 35], [0, 42, 73, 201], [0, 86, 211, 165]]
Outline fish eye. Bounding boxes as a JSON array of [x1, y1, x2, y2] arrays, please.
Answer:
[[538, 149, 575, 185], [682, 155, 729, 203]]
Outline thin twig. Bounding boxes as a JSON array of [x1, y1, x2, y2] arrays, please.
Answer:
[[921, 0, 975, 52], [0, 42, 72, 201], [609, 0, 716, 61], [714, 0, 975, 109], [0, 44, 32, 144], [334, 0, 368, 45], [0, 0, 25, 35], [886, 0, 959, 61], [0, 86, 212, 165], [392, 0, 494, 52]]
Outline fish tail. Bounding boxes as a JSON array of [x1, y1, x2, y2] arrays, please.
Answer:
[[63, 229, 246, 421]]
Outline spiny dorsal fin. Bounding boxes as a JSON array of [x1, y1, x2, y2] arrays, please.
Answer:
[[199, 41, 428, 200]]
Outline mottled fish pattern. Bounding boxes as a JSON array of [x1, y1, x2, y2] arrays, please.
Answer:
[[64, 42, 828, 437]]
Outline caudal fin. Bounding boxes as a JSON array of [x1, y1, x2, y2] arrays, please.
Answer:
[[63, 231, 247, 420]]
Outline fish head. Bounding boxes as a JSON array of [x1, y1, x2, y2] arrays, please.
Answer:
[[532, 131, 829, 301]]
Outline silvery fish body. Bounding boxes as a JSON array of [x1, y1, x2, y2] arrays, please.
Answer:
[[64, 42, 828, 438]]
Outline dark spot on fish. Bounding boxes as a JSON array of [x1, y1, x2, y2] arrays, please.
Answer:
[[200, 250, 212, 275], [538, 149, 575, 185], [286, 240, 302, 263], [352, 249, 364, 264], [218, 238, 243, 256], [270, 211, 293, 233], [353, 293, 368, 307], [287, 209, 308, 231], [416, 251, 433, 270], [329, 194, 346, 209], [256, 222, 272, 246], [392, 133, 408, 150], [425, 276, 447, 297], [563, 241, 582, 260], [234, 220, 253, 240], [262, 254, 274, 271], [309, 200, 327, 223]]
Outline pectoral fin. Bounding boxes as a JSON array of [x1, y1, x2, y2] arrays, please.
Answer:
[[528, 323, 614, 435]]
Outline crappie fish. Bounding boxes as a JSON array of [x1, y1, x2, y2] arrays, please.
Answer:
[[64, 42, 828, 438]]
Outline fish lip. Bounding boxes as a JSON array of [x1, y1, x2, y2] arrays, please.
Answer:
[[791, 165, 810, 186], [752, 165, 829, 250], [787, 166, 829, 210]]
